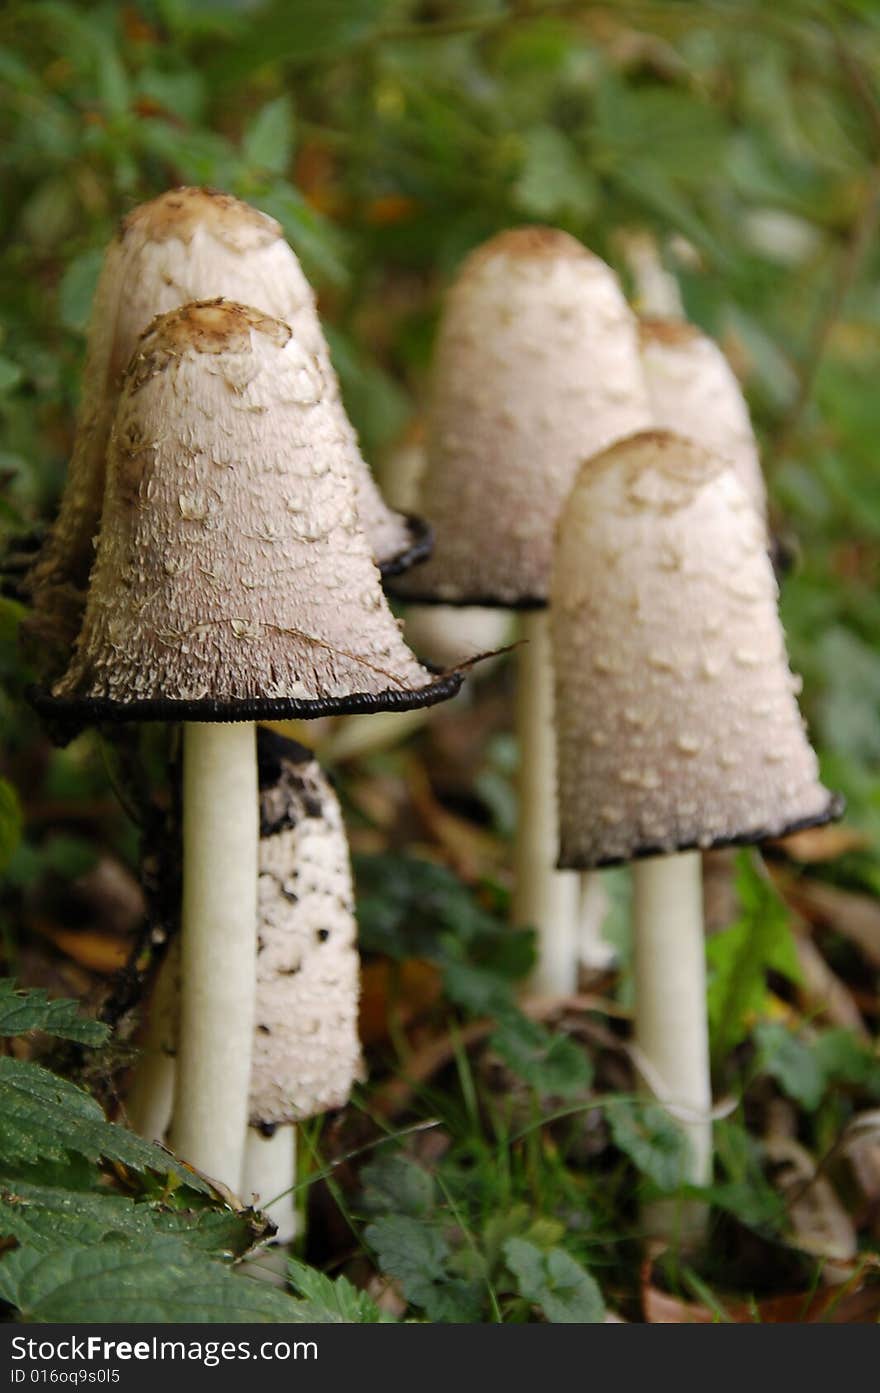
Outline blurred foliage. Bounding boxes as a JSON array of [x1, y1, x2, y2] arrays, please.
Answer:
[[2, 0, 880, 1322]]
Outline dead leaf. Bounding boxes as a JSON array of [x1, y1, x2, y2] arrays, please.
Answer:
[[769, 824, 870, 863]]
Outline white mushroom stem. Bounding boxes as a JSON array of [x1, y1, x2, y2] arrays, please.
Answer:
[[171, 721, 259, 1190], [514, 610, 580, 995], [125, 942, 178, 1144], [632, 851, 712, 1194], [578, 872, 617, 972], [241, 1126, 298, 1244]]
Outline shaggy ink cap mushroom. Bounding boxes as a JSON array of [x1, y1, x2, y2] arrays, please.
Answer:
[[26, 188, 426, 661], [638, 317, 768, 522], [552, 430, 841, 869], [35, 301, 460, 728], [250, 729, 361, 1126], [393, 226, 651, 608]]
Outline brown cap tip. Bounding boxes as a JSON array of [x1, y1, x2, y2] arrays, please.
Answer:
[[120, 186, 281, 250]]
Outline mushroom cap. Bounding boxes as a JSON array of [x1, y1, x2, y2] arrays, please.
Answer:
[[26, 187, 423, 660], [393, 226, 652, 607], [251, 730, 361, 1125], [638, 317, 768, 520], [552, 430, 840, 868], [36, 301, 460, 725]]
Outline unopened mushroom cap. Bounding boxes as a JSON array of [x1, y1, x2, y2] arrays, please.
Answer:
[[394, 226, 651, 607], [37, 301, 460, 724], [638, 317, 768, 520], [25, 189, 421, 663], [552, 430, 840, 868], [250, 730, 361, 1125]]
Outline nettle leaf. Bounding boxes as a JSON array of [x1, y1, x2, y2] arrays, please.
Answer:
[[0, 1057, 206, 1190], [606, 1099, 692, 1192], [288, 1258, 384, 1323], [707, 855, 800, 1062], [753, 1021, 825, 1112], [490, 1010, 592, 1098], [360, 1154, 435, 1218], [0, 1237, 318, 1324], [0, 778, 23, 877], [365, 1215, 482, 1323], [242, 95, 294, 175], [0, 981, 109, 1045], [503, 1237, 604, 1324], [0, 1181, 259, 1257]]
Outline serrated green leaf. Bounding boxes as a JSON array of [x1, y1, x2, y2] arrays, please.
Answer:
[[606, 1098, 692, 1192], [707, 855, 800, 1062], [288, 1257, 384, 1322], [0, 1057, 206, 1190], [504, 1237, 604, 1323], [0, 1237, 318, 1324], [243, 95, 294, 175], [753, 1020, 825, 1111], [490, 1010, 592, 1098], [0, 1181, 259, 1257], [0, 779, 23, 876], [365, 1215, 482, 1323], [0, 981, 108, 1044]]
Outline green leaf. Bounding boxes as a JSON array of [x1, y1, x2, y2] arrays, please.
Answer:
[[0, 1180, 260, 1257], [812, 1030, 880, 1096], [0, 1237, 319, 1324], [490, 1011, 592, 1098], [210, 0, 385, 82], [365, 1215, 482, 1323], [513, 126, 596, 221], [57, 248, 105, 334], [0, 1057, 206, 1189], [242, 95, 294, 175], [0, 357, 23, 393], [753, 1020, 825, 1111], [606, 1098, 692, 1192], [0, 981, 108, 1045], [360, 1153, 435, 1218], [707, 855, 800, 1062], [503, 1237, 604, 1323], [0, 778, 23, 877], [288, 1258, 384, 1322]]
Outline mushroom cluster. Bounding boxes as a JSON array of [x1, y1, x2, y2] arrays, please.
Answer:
[[400, 225, 841, 1240], [27, 192, 461, 1209]]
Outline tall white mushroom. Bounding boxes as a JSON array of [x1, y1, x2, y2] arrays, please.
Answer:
[[243, 731, 361, 1242], [128, 730, 362, 1245], [25, 187, 429, 675], [393, 228, 651, 994], [36, 301, 461, 1189], [551, 429, 840, 1235]]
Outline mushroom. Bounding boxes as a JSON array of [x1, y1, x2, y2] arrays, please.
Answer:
[[393, 227, 652, 993], [128, 729, 361, 1245], [24, 187, 428, 674], [638, 317, 768, 524], [551, 429, 840, 1228], [36, 301, 461, 1188], [243, 729, 361, 1242]]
